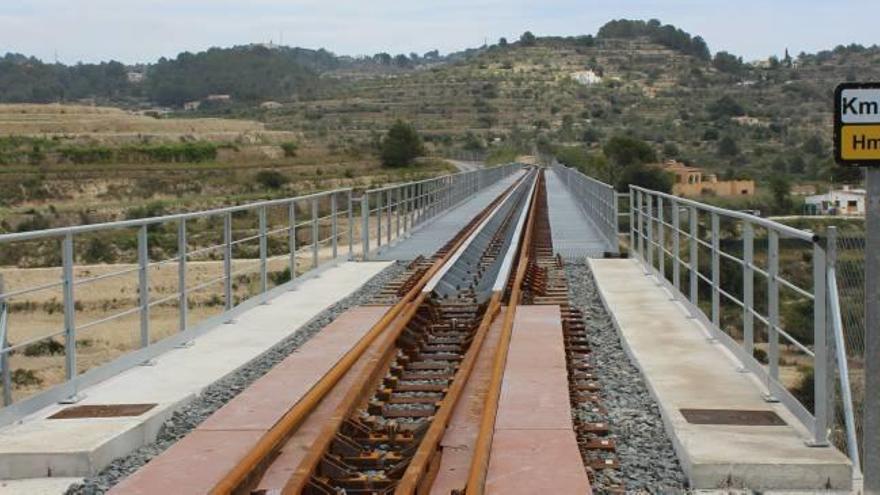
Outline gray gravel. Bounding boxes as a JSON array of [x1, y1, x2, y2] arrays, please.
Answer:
[[66, 262, 406, 495], [566, 262, 688, 493]]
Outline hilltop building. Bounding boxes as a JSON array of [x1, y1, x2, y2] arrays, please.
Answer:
[[659, 161, 755, 197], [805, 186, 866, 216], [571, 70, 602, 86]]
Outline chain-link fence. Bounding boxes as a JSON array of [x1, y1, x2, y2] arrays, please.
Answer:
[[835, 234, 866, 468]]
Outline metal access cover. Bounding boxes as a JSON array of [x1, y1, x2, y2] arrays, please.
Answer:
[[49, 403, 157, 419], [680, 408, 786, 426]]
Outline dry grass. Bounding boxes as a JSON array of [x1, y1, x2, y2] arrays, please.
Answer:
[[0, 103, 265, 135]]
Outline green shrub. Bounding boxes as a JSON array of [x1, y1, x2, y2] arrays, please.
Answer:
[[12, 369, 42, 387], [255, 170, 289, 190], [280, 142, 298, 158], [23, 339, 65, 357]]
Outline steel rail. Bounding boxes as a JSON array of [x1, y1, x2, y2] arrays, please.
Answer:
[[396, 172, 541, 493], [462, 170, 542, 495], [280, 171, 534, 494], [209, 172, 531, 495]]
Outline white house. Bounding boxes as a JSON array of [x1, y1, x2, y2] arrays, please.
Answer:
[[805, 186, 866, 216], [571, 70, 602, 86]]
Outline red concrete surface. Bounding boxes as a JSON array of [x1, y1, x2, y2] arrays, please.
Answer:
[[108, 305, 390, 495], [430, 308, 506, 495], [485, 305, 592, 495]]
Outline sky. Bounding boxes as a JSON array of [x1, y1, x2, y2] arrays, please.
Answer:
[[1, 0, 878, 65]]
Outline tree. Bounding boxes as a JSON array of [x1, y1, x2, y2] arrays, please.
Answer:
[[255, 170, 288, 190], [380, 120, 424, 167], [498, 37, 508, 48], [617, 164, 674, 193], [520, 31, 537, 47], [708, 95, 745, 120], [602, 135, 657, 185], [603, 135, 656, 168], [769, 175, 791, 212], [717, 136, 739, 157], [713, 51, 745, 75]]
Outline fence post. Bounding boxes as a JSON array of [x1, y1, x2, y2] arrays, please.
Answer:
[[289, 201, 297, 283], [629, 190, 635, 256], [223, 213, 233, 312], [138, 225, 150, 348], [178, 219, 188, 332], [347, 191, 354, 260], [312, 197, 319, 270], [1, 275, 11, 407], [331, 193, 338, 260], [395, 188, 401, 242], [811, 237, 829, 446], [386, 190, 392, 246], [259, 206, 268, 297], [672, 201, 680, 292], [657, 197, 665, 278], [711, 213, 720, 330], [689, 206, 698, 307], [376, 190, 383, 248], [361, 195, 370, 261], [646, 194, 654, 274], [743, 222, 755, 363], [62, 233, 77, 384], [767, 230, 780, 394]]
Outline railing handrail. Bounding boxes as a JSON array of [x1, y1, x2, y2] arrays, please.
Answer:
[[0, 188, 354, 244], [629, 185, 815, 242], [363, 163, 514, 194], [550, 162, 619, 254], [628, 185, 859, 461]]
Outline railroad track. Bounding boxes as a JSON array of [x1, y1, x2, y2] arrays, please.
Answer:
[[192, 168, 621, 494]]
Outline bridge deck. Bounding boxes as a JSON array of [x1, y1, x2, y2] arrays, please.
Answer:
[[588, 258, 852, 490], [545, 169, 608, 259], [0, 261, 392, 492], [374, 171, 524, 261]]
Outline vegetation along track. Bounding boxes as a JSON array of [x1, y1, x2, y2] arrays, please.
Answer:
[[208, 168, 623, 494]]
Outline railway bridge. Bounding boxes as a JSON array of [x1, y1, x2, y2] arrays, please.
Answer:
[[0, 163, 862, 493]]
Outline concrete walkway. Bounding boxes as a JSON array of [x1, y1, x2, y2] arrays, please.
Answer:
[[0, 261, 392, 494], [546, 170, 608, 259], [375, 171, 524, 261], [589, 258, 852, 490]]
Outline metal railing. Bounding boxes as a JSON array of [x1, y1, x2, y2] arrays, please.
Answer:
[[551, 163, 619, 254], [361, 164, 520, 259], [629, 185, 858, 460], [0, 164, 518, 425]]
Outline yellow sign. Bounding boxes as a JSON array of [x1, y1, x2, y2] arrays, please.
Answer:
[[840, 124, 880, 161]]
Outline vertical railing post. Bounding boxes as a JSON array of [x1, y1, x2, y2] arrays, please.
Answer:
[[62, 233, 77, 382], [386, 190, 392, 246], [646, 194, 654, 273], [689, 207, 699, 307], [767, 230, 781, 388], [395, 188, 401, 242], [289, 201, 297, 282], [223, 213, 233, 312], [347, 190, 354, 260], [376, 190, 383, 248], [259, 206, 268, 297], [636, 191, 644, 261], [331, 193, 338, 260], [672, 201, 680, 292], [657, 197, 665, 279], [811, 238, 829, 446], [361, 195, 370, 261], [312, 197, 319, 270], [743, 222, 755, 361], [178, 219, 188, 332], [711, 213, 720, 329], [138, 225, 150, 349], [1, 275, 12, 407], [629, 189, 635, 256]]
